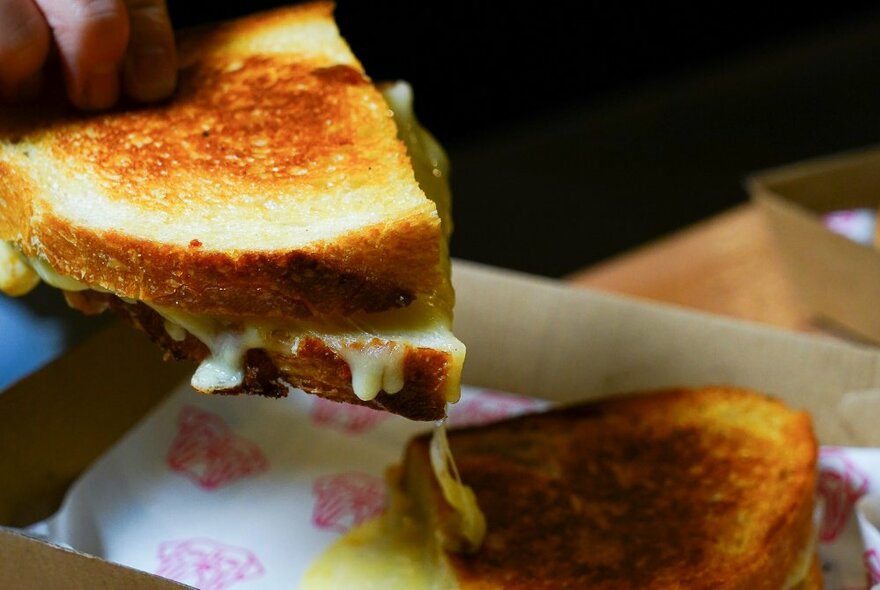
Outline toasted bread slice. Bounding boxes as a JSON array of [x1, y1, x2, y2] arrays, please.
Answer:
[[0, 3, 463, 420], [0, 2, 444, 316], [304, 386, 819, 589]]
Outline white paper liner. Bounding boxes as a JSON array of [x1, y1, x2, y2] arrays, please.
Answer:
[[25, 382, 880, 590], [823, 208, 877, 246]]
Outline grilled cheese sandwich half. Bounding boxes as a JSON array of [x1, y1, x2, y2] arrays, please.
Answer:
[[303, 387, 821, 590], [0, 3, 463, 421]]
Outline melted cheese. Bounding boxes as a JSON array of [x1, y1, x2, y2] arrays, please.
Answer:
[[29, 258, 90, 292], [300, 488, 453, 590], [383, 81, 452, 239], [0, 242, 94, 295], [190, 330, 261, 391], [429, 423, 486, 552], [1, 246, 464, 404], [301, 423, 483, 590], [163, 319, 187, 342], [0, 241, 40, 296], [780, 505, 820, 590], [334, 340, 406, 399], [0, 242, 465, 403], [149, 298, 464, 402]]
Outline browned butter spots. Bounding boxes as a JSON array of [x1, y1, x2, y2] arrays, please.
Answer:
[[46, 56, 396, 211], [442, 389, 813, 589]]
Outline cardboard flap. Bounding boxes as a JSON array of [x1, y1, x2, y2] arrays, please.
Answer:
[[748, 145, 880, 342], [837, 389, 880, 441], [746, 144, 880, 211], [452, 260, 880, 446], [0, 528, 190, 589], [0, 322, 191, 527]]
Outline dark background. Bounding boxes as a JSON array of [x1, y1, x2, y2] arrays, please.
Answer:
[[184, 2, 880, 275]]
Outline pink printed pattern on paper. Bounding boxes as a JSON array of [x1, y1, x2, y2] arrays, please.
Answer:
[[818, 447, 870, 542], [156, 538, 264, 590], [167, 406, 269, 490], [823, 208, 876, 246], [311, 397, 389, 434], [448, 389, 543, 428], [865, 548, 880, 585], [311, 472, 386, 533]]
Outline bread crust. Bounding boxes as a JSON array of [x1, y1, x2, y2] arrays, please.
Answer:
[[31, 211, 440, 318], [68, 291, 450, 421]]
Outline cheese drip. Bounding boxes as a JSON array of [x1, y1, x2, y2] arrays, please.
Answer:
[[300, 479, 453, 590], [0, 247, 454, 403], [383, 81, 452, 239], [0, 249, 465, 403], [332, 339, 406, 400], [0, 241, 40, 296], [429, 422, 486, 552], [148, 299, 464, 402], [190, 330, 261, 391], [301, 420, 485, 590], [29, 258, 91, 292]]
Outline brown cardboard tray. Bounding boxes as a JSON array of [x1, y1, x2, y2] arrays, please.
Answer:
[[749, 145, 880, 342], [3, 260, 880, 587]]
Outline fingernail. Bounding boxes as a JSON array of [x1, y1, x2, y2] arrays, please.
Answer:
[[83, 64, 119, 110], [125, 46, 176, 102]]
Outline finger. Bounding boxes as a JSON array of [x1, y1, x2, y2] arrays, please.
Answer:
[[35, 0, 130, 110], [121, 0, 176, 102], [0, 0, 50, 100]]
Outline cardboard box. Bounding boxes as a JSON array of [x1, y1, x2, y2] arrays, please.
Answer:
[[749, 145, 880, 342], [3, 260, 880, 587]]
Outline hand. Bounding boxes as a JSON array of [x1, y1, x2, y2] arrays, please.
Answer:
[[0, 0, 177, 110]]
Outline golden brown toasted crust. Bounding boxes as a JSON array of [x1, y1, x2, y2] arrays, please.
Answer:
[[0, 1, 445, 318], [0, 161, 33, 235], [66, 291, 449, 421], [35, 210, 439, 317], [403, 387, 818, 589]]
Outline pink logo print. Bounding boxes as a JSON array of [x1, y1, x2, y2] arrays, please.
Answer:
[[156, 538, 264, 590], [818, 447, 870, 542], [865, 549, 880, 585], [167, 406, 269, 491], [311, 472, 386, 533], [311, 397, 389, 435], [448, 389, 542, 428]]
